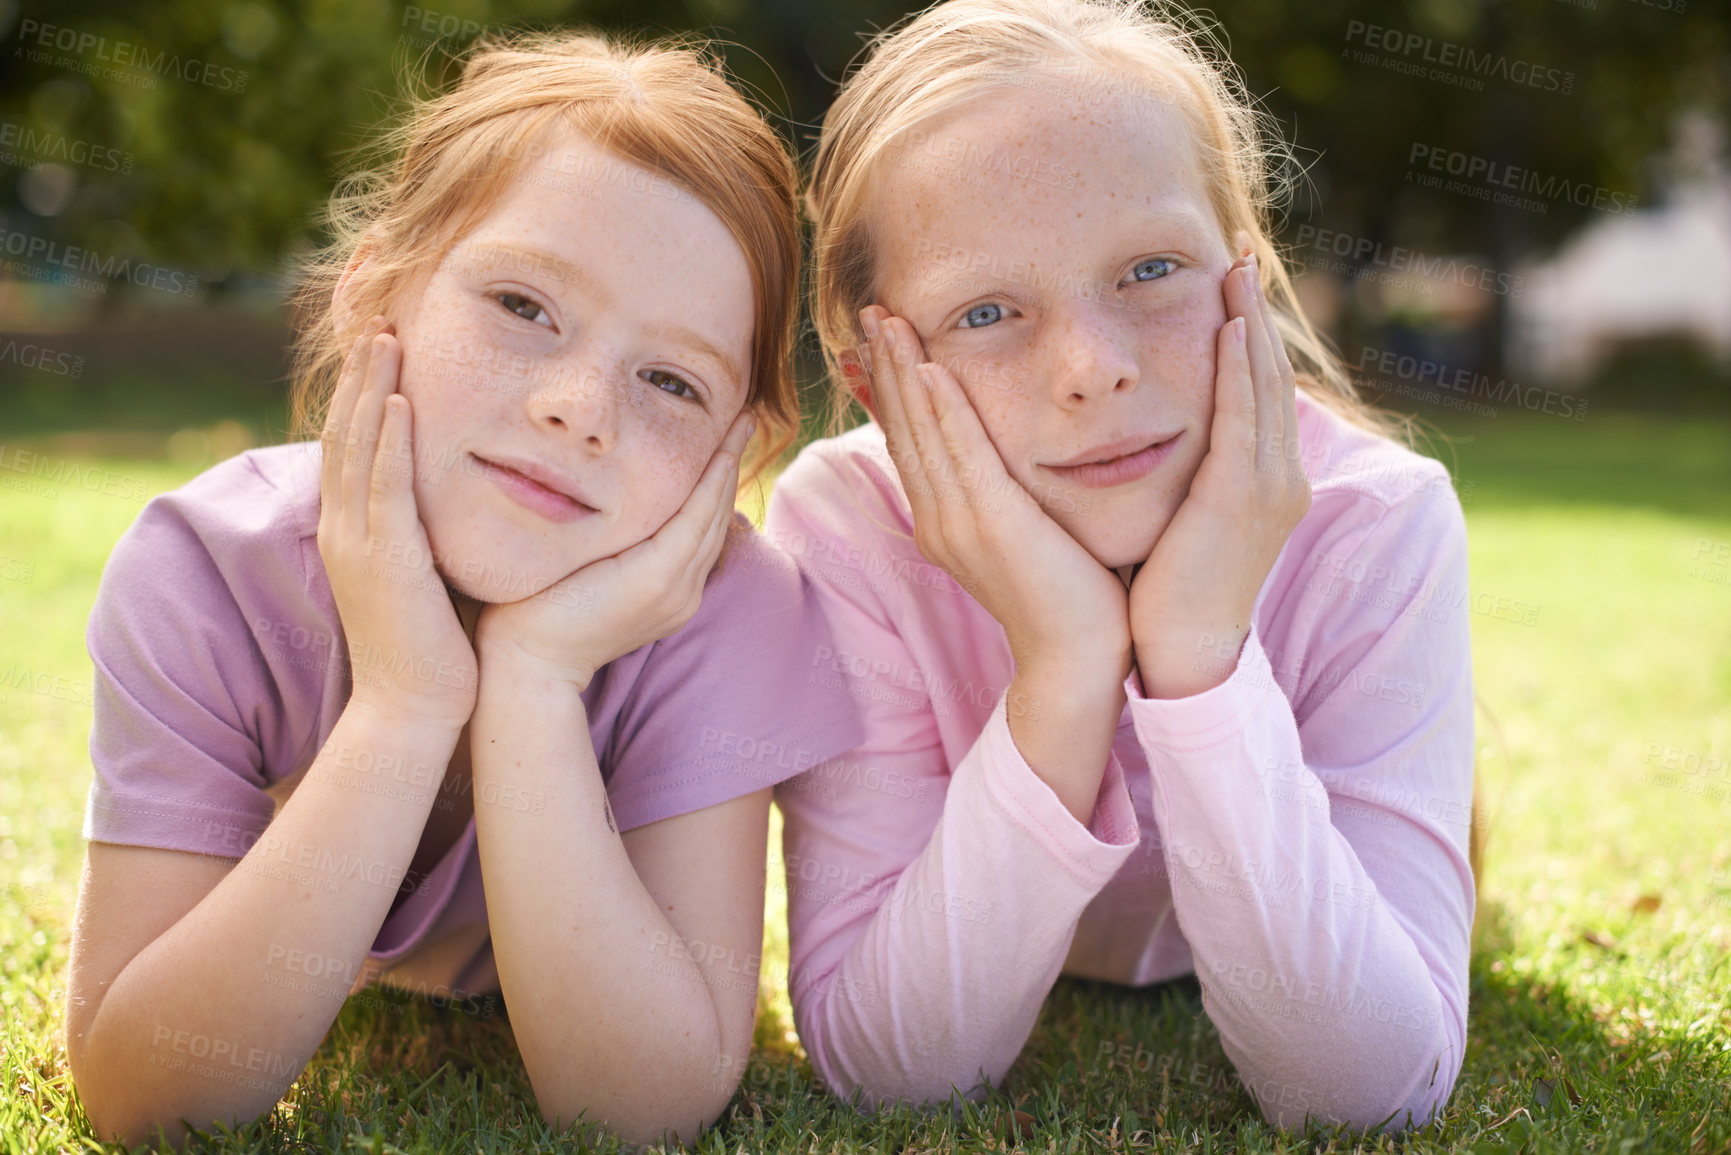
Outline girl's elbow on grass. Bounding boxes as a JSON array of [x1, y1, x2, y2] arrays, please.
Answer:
[[69, 1024, 300, 1150], [534, 1091, 731, 1148], [530, 1055, 743, 1146], [79, 1085, 273, 1153], [1257, 1048, 1459, 1135]]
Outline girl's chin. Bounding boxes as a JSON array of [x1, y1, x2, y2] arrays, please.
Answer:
[[422, 522, 617, 605], [431, 551, 594, 605], [1059, 492, 1182, 572], [1090, 547, 1158, 572], [1065, 523, 1165, 573]]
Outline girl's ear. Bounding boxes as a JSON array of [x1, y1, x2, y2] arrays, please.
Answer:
[[838, 348, 876, 419]]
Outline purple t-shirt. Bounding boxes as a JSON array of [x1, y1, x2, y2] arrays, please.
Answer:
[[83, 441, 861, 976]]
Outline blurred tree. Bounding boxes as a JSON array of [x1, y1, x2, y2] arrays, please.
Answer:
[[0, 0, 1722, 379]]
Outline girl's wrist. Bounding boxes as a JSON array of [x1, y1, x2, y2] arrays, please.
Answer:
[[1132, 622, 1250, 700], [1012, 644, 1130, 708], [343, 687, 474, 737], [475, 631, 599, 695], [1004, 660, 1126, 824], [1012, 623, 1131, 682], [331, 696, 469, 800]]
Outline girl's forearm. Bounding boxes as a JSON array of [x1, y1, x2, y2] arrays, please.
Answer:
[[784, 698, 1138, 1108], [468, 659, 736, 1144], [75, 701, 462, 1145], [1004, 652, 1126, 823], [1128, 633, 1472, 1130]]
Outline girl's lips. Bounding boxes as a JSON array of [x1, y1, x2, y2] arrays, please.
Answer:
[[1042, 433, 1182, 489], [474, 455, 597, 524]]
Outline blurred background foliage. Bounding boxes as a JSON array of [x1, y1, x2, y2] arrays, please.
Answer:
[[0, 0, 1724, 265], [0, 0, 1725, 440]]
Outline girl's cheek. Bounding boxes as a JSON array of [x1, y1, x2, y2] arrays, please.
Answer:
[[950, 363, 1046, 484], [394, 330, 460, 413], [626, 396, 724, 509], [1144, 300, 1224, 402], [942, 351, 1039, 412]]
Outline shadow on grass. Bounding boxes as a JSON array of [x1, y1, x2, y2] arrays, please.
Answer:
[[1448, 899, 1731, 1152], [825, 897, 1728, 1153]]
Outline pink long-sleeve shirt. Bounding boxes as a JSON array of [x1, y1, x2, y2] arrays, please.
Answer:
[[763, 389, 1476, 1132]]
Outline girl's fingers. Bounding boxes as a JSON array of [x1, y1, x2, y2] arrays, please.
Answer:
[[344, 332, 400, 516], [722, 408, 755, 461], [1212, 313, 1253, 468], [1248, 257, 1298, 469], [883, 317, 966, 516], [368, 394, 416, 541], [920, 358, 1009, 509], [859, 308, 932, 516], [322, 318, 388, 494], [696, 416, 751, 565], [654, 412, 751, 565], [1267, 301, 1302, 469], [1238, 260, 1284, 475], [322, 332, 372, 500], [687, 453, 739, 586], [1255, 273, 1298, 395]]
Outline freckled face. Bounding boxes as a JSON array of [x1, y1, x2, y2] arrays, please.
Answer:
[[389, 129, 754, 602], [870, 86, 1234, 569]]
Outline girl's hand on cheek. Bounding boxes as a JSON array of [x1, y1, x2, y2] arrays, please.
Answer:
[[475, 411, 753, 692], [318, 323, 479, 729], [1127, 253, 1311, 697], [860, 306, 1132, 689]]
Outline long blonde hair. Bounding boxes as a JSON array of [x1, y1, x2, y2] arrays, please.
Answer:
[[805, 0, 1403, 441], [290, 30, 802, 484]]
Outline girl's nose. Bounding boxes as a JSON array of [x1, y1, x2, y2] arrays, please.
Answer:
[[525, 360, 623, 453], [1046, 302, 1139, 407]]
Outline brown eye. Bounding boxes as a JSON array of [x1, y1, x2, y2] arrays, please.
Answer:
[[497, 292, 550, 327], [642, 368, 696, 400]]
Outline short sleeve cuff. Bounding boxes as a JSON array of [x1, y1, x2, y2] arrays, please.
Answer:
[[970, 694, 1139, 887], [83, 782, 274, 859]]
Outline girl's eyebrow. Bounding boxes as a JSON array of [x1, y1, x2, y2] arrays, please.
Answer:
[[1130, 205, 1212, 246], [450, 242, 595, 297], [907, 204, 1214, 298], [642, 320, 743, 386], [455, 240, 742, 383]]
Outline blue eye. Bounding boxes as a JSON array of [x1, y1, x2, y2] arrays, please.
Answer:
[[960, 303, 1004, 329], [497, 291, 551, 326], [1130, 258, 1176, 283], [643, 368, 697, 400]]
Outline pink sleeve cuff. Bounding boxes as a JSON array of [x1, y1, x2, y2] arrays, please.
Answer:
[[971, 694, 1139, 887], [1124, 626, 1286, 744]]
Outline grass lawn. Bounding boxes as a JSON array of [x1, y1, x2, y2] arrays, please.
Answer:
[[1, 405, 1728, 1153]]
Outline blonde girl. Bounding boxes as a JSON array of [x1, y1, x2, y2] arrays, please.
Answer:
[[768, 0, 1476, 1132], [66, 33, 856, 1146]]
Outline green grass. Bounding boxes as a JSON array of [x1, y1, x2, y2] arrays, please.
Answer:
[[2, 406, 1729, 1153]]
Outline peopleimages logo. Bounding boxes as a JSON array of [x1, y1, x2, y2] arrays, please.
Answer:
[[1354, 344, 1589, 423], [1343, 21, 1574, 94], [0, 226, 201, 297], [0, 120, 133, 173], [1291, 224, 1525, 299], [1407, 143, 1640, 217], [13, 20, 250, 93]]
